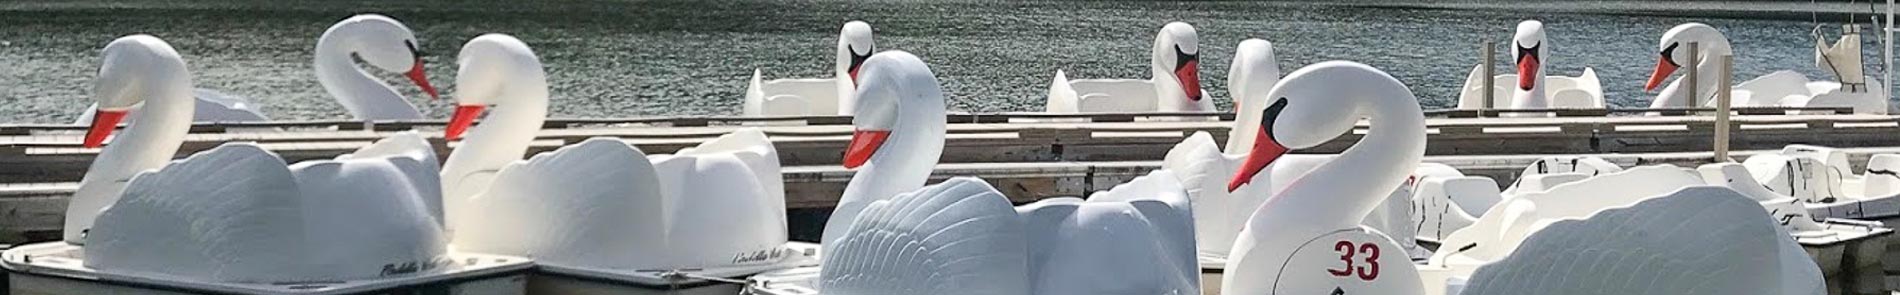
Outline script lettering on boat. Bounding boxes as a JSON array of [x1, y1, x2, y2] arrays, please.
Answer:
[[379, 257, 451, 277], [731, 247, 785, 264]]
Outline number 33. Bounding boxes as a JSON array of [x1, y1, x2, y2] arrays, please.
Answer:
[[1326, 241, 1380, 281]]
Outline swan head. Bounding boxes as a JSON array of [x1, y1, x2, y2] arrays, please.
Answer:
[[445, 34, 539, 141], [85, 35, 188, 148], [333, 14, 439, 100], [844, 50, 940, 169], [1228, 61, 1399, 192], [1153, 22, 1202, 102], [1512, 20, 1546, 91], [837, 21, 876, 86], [1645, 23, 1727, 91]]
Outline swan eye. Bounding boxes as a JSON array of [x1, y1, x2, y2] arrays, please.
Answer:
[[1259, 98, 1290, 134]]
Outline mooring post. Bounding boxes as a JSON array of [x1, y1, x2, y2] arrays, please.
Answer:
[[1715, 54, 1734, 162], [1686, 42, 1700, 109], [1482, 39, 1496, 118]]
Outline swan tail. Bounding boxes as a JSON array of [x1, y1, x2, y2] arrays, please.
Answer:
[[820, 177, 1030, 295], [456, 137, 667, 269], [1047, 69, 1079, 113]]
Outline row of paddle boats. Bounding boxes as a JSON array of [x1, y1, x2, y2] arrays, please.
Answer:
[[4, 14, 1900, 295], [77, 15, 1891, 126]]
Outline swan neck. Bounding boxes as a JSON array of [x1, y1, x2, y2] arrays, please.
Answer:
[[440, 67, 549, 225], [1253, 83, 1425, 234], [314, 34, 418, 120], [68, 61, 195, 243], [824, 86, 946, 245]]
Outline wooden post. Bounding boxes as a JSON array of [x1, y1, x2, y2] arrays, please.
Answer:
[[1482, 39, 1495, 118], [1685, 42, 1700, 109], [1715, 54, 1734, 162]]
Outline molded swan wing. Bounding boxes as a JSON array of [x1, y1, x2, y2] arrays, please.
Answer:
[[820, 177, 1030, 295], [649, 128, 788, 268], [454, 138, 667, 270], [1018, 170, 1199, 295], [88, 142, 449, 283], [336, 132, 444, 225], [1460, 187, 1813, 295], [1163, 132, 1241, 258]]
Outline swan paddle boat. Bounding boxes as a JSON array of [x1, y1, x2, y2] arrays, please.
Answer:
[[744, 21, 875, 116], [1163, 40, 1431, 290], [6, 35, 526, 295], [747, 52, 1201, 295], [1457, 20, 1605, 115], [1044, 22, 1212, 117], [73, 14, 441, 124], [434, 34, 813, 295], [1646, 23, 1888, 114], [1736, 144, 1900, 221], [746, 49, 950, 294], [1212, 61, 1823, 295]]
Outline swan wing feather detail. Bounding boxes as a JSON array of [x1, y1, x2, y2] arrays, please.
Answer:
[[86, 143, 311, 282], [455, 137, 665, 270], [820, 177, 1030, 295]]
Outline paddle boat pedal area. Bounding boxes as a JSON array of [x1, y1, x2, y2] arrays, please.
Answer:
[[529, 242, 820, 295], [0, 243, 532, 295]]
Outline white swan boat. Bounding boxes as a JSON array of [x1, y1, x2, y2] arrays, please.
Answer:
[[1045, 22, 1211, 116], [432, 34, 814, 294], [1734, 144, 1900, 222], [1213, 61, 1829, 295], [744, 21, 875, 116], [1646, 23, 1888, 114], [8, 35, 526, 295], [73, 14, 441, 124], [1457, 20, 1605, 114], [745, 53, 1201, 295]]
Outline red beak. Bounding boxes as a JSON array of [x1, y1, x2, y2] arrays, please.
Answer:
[[843, 129, 890, 169], [1516, 54, 1539, 91], [445, 105, 486, 141], [407, 58, 440, 101], [1228, 129, 1289, 192], [1177, 60, 1202, 101], [1645, 56, 1678, 92], [83, 110, 129, 148], [848, 66, 863, 86]]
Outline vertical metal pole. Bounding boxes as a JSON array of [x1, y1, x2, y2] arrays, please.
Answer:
[[1888, 0, 1894, 104], [1716, 55, 1734, 162], [1482, 39, 1495, 118], [1686, 42, 1701, 109]]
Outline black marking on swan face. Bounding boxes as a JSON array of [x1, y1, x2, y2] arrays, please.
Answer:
[[1870, 169, 1900, 178], [1515, 41, 1541, 65], [1173, 44, 1197, 72], [1658, 42, 1681, 67], [1259, 98, 1289, 143], [848, 45, 873, 70]]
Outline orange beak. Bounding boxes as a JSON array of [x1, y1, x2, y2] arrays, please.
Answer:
[[445, 105, 486, 141], [1228, 129, 1289, 192], [843, 129, 890, 169], [1516, 54, 1539, 91], [1645, 56, 1678, 92], [407, 58, 440, 101], [83, 110, 129, 148], [848, 65, 862, 86], [1177, 60, 1202, 101]]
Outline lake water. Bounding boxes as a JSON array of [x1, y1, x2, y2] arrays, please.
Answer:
[[1, 0, 1891, 124]]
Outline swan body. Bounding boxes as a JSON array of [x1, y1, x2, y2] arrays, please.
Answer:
[[439, 34, 551, 232], [1647, 23, 1888, 114], [87, 134, 447, 282], [1429, 166, 1824, 294], [1454, 187, 1816, 295], [1046, 22, 1212, 115], [745, 21, 874, 116], [72, 14, 439, 123], [819, 172, 1199, 295], [1457, 20, 1605, 113]]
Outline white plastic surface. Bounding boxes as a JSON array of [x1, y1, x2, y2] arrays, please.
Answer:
[[1456, 20, 1606, 112], [1046, 22, 1213, 115], [64, 35, 200, 243]]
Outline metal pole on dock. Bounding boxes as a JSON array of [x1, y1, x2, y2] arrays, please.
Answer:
[[1888, 0, 1895, 104], [1686, 42, 1700, 109], [1715, 54, 1734, 162], [1482, 39, 1495, 118]]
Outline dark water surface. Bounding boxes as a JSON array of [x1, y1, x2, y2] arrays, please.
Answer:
[[1, 0, 1888, 124]]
